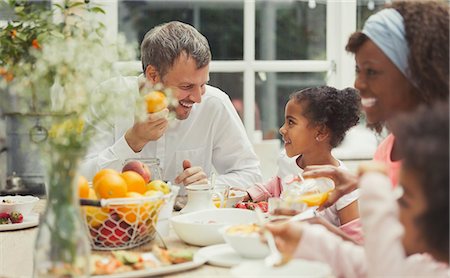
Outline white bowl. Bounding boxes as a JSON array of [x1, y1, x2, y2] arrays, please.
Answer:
[[226, 191, 247, 208], [0, 195, 39, 216], [220, 224, 269, 259], [170, 208, 257, 246]]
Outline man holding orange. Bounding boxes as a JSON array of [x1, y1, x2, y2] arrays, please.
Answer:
[[81, 21, 262, 189]]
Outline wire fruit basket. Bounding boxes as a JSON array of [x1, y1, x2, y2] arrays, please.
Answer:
[[80, 192, 169, 250]]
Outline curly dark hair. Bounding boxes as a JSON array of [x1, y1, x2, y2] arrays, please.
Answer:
[[346, 1, 449, 105], [290, 86, 360, 148], [392, 102, 449, 260]]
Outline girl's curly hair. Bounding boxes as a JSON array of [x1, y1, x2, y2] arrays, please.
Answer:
[[392, 102, 449, 260], [291, 86, 360, 148], [346, 1, 449, 104]]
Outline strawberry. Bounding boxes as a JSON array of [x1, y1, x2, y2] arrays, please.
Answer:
[[234, 203, 247, 209], [257, 201, 268, 213], [0, 212, 10, 224], [245, 202, 256, 210], [9, 211, 23, 223]]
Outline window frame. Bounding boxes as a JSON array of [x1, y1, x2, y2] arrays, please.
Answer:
[[93, 0, 357, 139]]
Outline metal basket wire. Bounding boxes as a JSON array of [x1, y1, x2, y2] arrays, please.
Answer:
[[81, 192, 170, 250]]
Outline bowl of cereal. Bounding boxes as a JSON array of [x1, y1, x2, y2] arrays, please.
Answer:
[[221, 223, 270, 259]]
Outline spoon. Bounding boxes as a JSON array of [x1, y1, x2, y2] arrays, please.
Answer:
[[254, 207, 285, 267], [210, 171, 216, 190]]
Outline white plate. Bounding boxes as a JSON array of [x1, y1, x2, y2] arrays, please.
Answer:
[[231, 259, 332, 277], [94, 252, 206, 278], [197, 244, 259, 268], [0, 213, 39, 232]]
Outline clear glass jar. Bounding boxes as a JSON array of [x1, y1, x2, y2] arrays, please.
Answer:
[[123, 158, 163, 182], [34, 152, 91, 277]]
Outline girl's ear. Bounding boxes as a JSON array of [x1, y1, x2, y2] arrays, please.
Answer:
[[144, 65, 161, 83], [315, 124, 330, 142]]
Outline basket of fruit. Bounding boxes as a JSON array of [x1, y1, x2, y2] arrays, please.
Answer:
[[79, 160, 173, 250]]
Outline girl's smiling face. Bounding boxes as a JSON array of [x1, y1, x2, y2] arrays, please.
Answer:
[[354, 39, 420, 126], [279, 99, 320, 158]]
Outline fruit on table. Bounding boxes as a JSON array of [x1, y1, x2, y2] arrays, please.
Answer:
[[234, 201, 268, 212], [84, 188, 109, 228], [121, 171, 147, 194], [146, 180, 170, 195], [9, 211, 23, 223], [0, 212, 10, 224], [145, 91, 168, 113], [78, 175, 90, 199], [95, 173, 128, 199], [117, 192, 142, 225], [93, 169, 119, 189], [122, 160, 151, 183]]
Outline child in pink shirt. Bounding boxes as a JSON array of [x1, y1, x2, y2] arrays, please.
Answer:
[[245, 86, 362, 239], [266, 103, 449, 277]]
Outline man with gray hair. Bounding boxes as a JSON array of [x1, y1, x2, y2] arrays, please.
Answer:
[[81, 21, 262, 189]]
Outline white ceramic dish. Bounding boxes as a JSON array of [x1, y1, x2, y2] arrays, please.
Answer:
[[231, 259, 332, 278], [226, 191, 246, 208], [0, 195, 39, 216], [94, 251, 206, 278], [197, 244, 259, 268], [170, 208, 257, 246], [0, 213, 39, 231], [220, 225, 269, 259]]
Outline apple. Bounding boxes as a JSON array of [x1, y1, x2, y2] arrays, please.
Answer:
[[122, 160, 151, 183], [146, 180, 171, 195]]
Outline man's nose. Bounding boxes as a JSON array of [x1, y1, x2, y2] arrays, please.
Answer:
[[190, 86, 203, 103]]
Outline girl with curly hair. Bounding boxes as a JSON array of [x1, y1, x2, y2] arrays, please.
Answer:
[[266, 102, 449, 277], [243, 86, 362, 241], [304, 0, 449, 205]]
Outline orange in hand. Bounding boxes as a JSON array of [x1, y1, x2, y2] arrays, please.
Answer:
[[95, 174, 127, 199], [145, 91, 168, 113], [121, 171, 147, 194]]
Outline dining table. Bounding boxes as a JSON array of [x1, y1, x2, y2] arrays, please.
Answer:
[[0, 199, 231, 278]]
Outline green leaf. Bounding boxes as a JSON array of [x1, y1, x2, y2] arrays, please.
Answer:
[[90, 7, 105, 14], [69, 2, 85, 8]]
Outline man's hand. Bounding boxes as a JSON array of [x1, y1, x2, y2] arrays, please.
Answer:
[[302, 165, 358, 210], [125, 109, 169, 152], [174, 160, 208, 186]]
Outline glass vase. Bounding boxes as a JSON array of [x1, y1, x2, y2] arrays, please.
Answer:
[[33, 150, 91, 277]]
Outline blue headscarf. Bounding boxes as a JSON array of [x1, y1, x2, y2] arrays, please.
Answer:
[[362, 8, 413, 83]]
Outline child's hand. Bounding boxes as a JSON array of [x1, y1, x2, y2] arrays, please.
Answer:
[[264, 221, 304, 259], [303, 165, 358, 210], [357, 161, 388, 176]]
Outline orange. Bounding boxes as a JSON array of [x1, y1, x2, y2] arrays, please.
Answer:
[[83, 188, 109, 228], [77, 175, 89, 199], [121, 171, 147, 194], [145, 91, 168, 113], [298, 192, 330, 207], [95, 174, 127, 199], [93, 169, 119, 191], [117, 192, 143, 224]]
